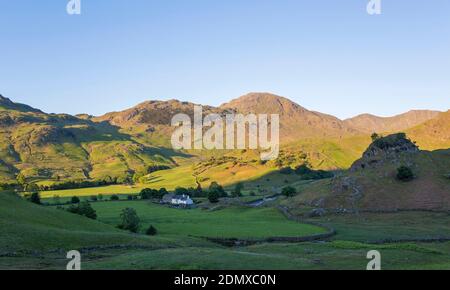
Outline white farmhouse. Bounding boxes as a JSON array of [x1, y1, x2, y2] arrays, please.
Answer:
[[171, 194, 194, 206]]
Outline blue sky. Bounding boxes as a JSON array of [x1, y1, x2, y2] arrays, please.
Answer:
[[0, 0, 449, 119]]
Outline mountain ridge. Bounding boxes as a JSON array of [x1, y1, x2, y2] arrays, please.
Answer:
[[0, 92, 448, 185], [343, 110, 441, 134], [0, 94, 43, 113]]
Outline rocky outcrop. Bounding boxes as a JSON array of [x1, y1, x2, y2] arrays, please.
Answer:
[[351, 133, 419, 171]]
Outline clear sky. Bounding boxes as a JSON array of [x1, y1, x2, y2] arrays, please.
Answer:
[[0, 0, 449, 119]]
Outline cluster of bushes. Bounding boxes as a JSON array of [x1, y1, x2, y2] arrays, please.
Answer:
[[140, 188, 169, 200], [175, 186, 205, 198], [372, 133, 414, 150], [70, 195, 123, 203], [207, 182, 228, 203], [147, 165, 171, 174], [26, 192, 41, 205], [279, 164, 333, 180], [160, 182, 230, 203], [281, 186, 296, 198], [397, 166, 415, 182], [38, 179, 118, 191], [67, 201, 97, 220], [110, 195, 120, 201], [140, 185, 205, 200], [46, 194, 130, 206]]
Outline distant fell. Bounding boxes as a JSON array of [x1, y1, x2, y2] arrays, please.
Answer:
[[0, 94, 43, 113], [220, 93, 360, 141], [344, 110, 440, 134]]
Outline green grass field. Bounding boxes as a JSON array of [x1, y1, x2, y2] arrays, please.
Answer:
[[81, 240, 450, 270], [0, 193, 180, 253], [306, 211, 450, 243], [39, 184, 146, 199], [2, 192, 450, 270], [91, 201, 326, 239]]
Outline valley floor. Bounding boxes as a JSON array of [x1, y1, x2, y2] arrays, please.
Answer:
[[1, 192, 450, 270]]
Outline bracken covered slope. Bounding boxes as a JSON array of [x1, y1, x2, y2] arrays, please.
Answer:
[[286, 134, 450, 211]]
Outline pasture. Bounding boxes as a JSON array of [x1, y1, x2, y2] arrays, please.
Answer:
[[91, 201, 327, 239], [2, 192, 450, 270]]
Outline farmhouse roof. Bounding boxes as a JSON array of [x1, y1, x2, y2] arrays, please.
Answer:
[[173, 194, 191, 201]]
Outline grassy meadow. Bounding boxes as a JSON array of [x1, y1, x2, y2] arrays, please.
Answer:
[[2, 191, 450, 270], [91, 201, 326, 238], [81, 240, 450, 270]]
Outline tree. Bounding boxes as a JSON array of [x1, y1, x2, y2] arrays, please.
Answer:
[[371, 133, 381, 142], [146, 225, 158, 236], [282, 186, 296, 198], [140, 188, 152, 199], [209, 182, 227, 198], [231, 183, 244, 198], [140, 188, 161, 199], [98, 194, 104, 201], [208, 190, 220, 203], [79, 201, 97, 219], [29, 192, 41, 205], [90, 195, 98, 202], [159, 188, 169, 198], [117, 208, 140, 233], [67, 201, 97, 220], [71, 196, 80, 204], [110, 195, 120, 201], [397, 166, 414, 181], [194, 184, 204, 197], [175, 187, 189, 196]]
